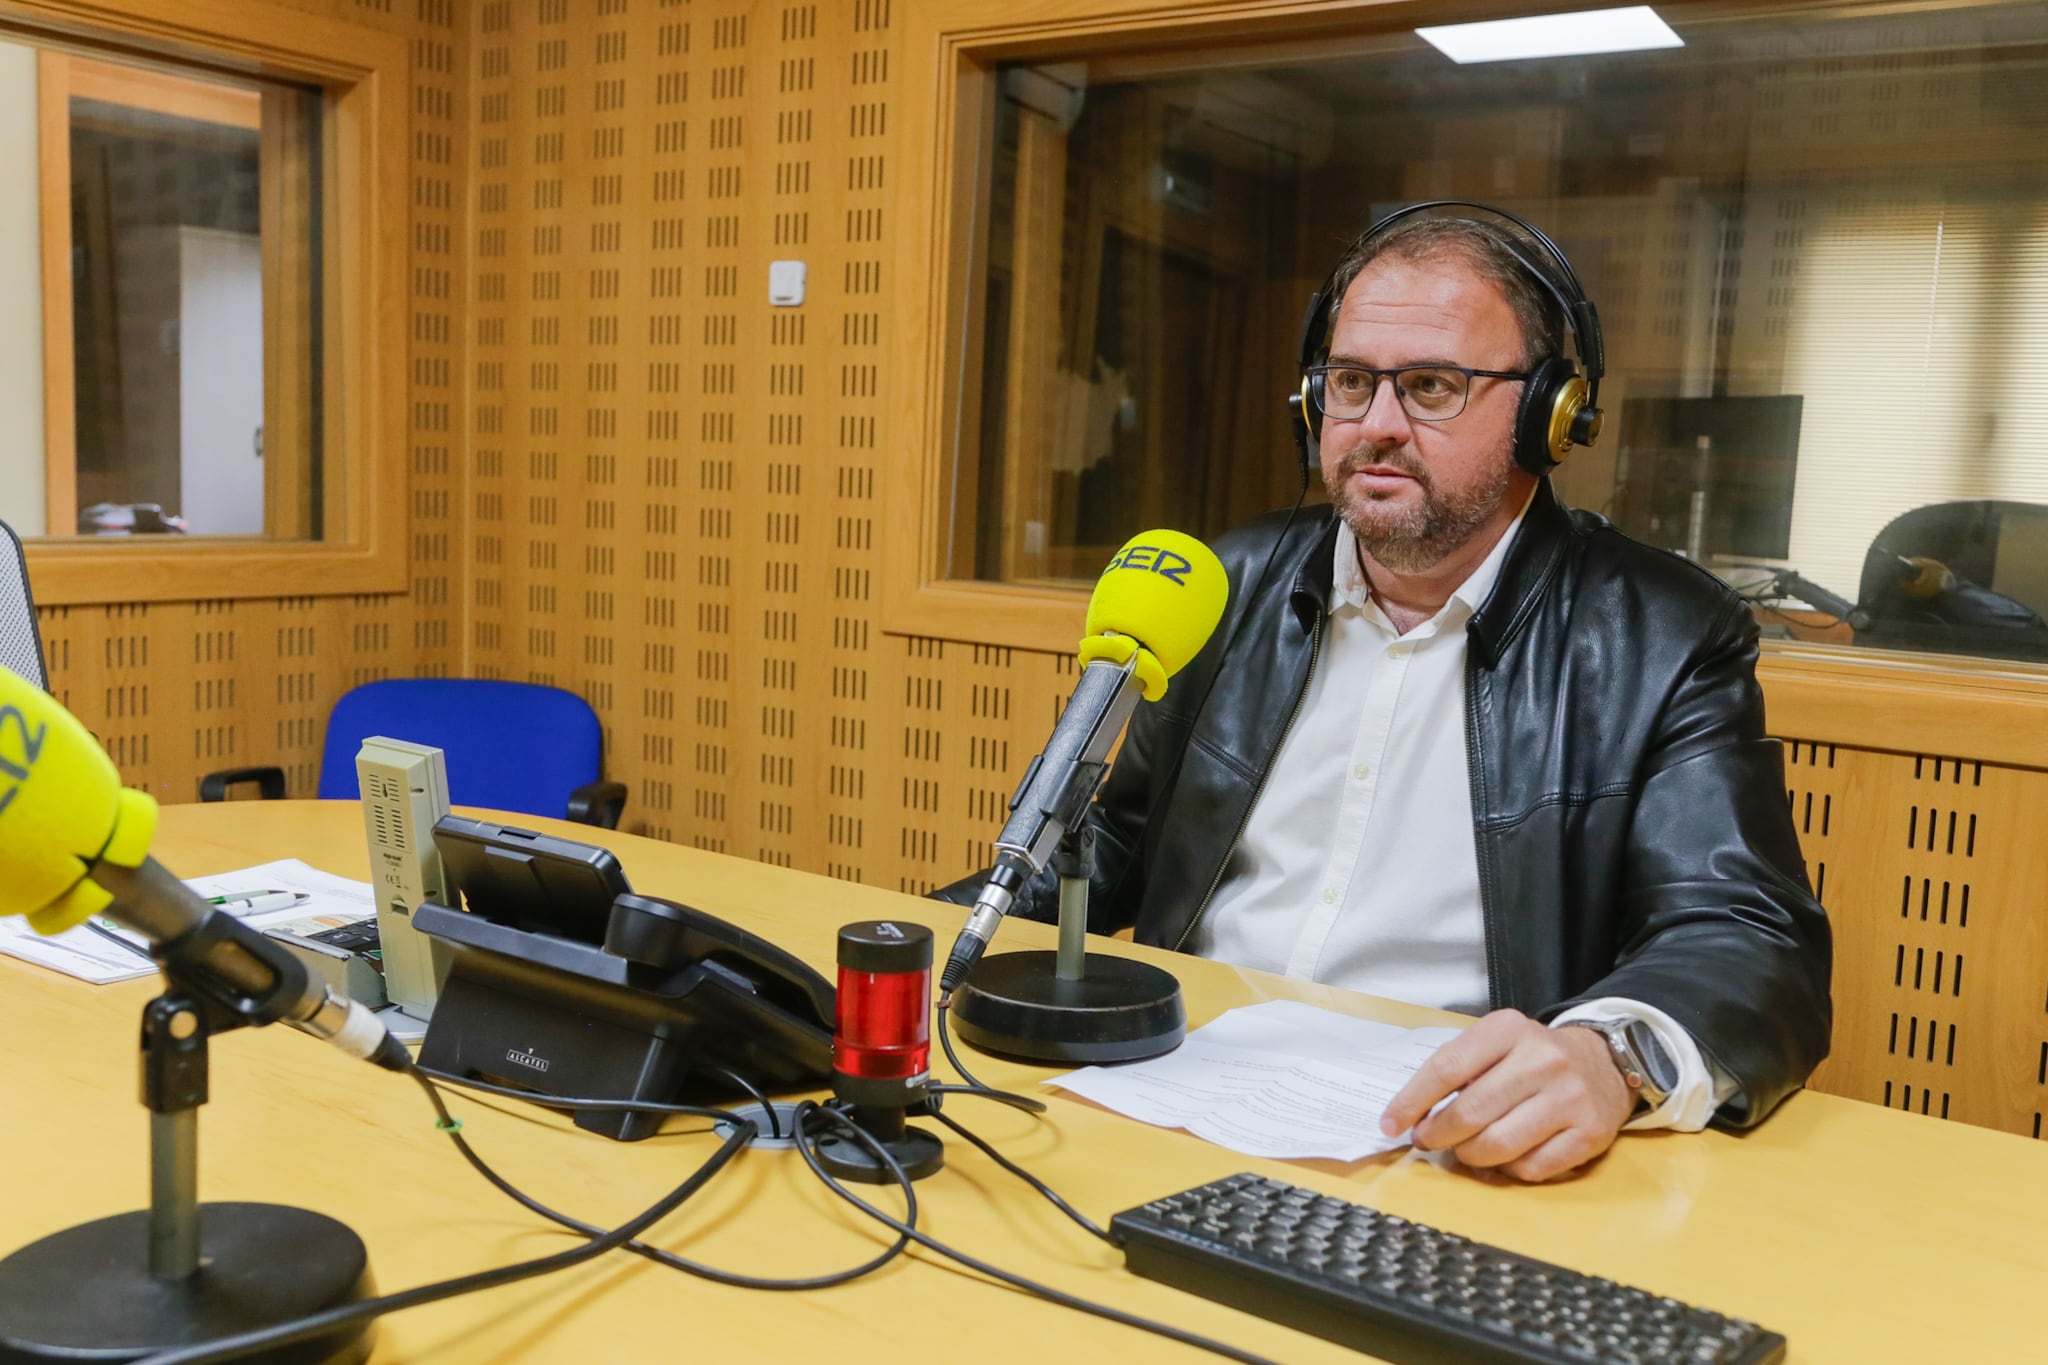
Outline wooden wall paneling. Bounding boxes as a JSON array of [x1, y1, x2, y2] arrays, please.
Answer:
[[457, 0, 909, 869], [404, 0, 466, 687], [735, 1, 799, 873], [578, 0, 642, 836], [805, 0, 892, 886], [890, 634, 950, 895], [1788, 738, 2048, 1140], [885, 633, 1072, 897], [690, 0, 742, 857], [464, 0, 512, 696]]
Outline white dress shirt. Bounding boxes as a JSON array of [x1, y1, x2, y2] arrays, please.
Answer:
[[1192, 499, 1724, 1131]]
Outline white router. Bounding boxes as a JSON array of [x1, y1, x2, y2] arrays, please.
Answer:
[[357, 737, 456, 1020]]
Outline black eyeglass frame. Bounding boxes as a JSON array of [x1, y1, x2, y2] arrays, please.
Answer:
[[1304, 363, 1531, 424]]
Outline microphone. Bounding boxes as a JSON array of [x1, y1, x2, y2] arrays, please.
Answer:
[[0, 663, 409, 1071], [938, 529, 1228, 998], [1894, 554, 1956, 601]]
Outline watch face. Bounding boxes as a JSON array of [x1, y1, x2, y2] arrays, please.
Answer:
[[1624, 1020, 1679, 1093]]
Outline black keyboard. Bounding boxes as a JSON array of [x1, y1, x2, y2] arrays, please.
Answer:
[[1111, 1173, 1785, 1365]]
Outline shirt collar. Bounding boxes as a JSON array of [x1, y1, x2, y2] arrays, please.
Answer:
[[1330, 482, 1539, 627]]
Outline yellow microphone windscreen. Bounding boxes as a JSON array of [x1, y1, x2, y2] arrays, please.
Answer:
[[0, 663, 157, 932], [1079, 530, 1228, 699]]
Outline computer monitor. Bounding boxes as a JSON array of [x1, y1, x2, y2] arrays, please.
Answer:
[[1612, 395, 1804, 561]]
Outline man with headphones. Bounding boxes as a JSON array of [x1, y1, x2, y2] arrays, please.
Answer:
[[941, 204, 1831, 1181]]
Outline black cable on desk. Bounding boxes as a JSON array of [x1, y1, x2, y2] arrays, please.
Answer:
[[705, 1064, 785, 1138], [135, 1069, 756, 1365], [925, 1082, 1046, 1115], [417, 1067, 917, 1288], [935, 997, 994, 1092], [425, 1077, 921, 1292], [932, 998, 1048, 1114], [791, 1102, 1285, 1365], [926, 1108, 1114, 1245]]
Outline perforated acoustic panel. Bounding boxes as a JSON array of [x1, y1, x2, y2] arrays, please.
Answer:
[[1785, 739, 2048, 1139], [34, 0, 467, 800], [464, 0, 928, 875]]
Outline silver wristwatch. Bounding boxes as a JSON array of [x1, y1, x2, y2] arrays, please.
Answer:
[[1561, 1017, 1677, 1112]]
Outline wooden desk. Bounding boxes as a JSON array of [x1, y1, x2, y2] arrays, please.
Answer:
[[4, 803, 2045, 1363]]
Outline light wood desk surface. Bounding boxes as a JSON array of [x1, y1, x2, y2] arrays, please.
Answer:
[[4, 802, 2045, 1363]]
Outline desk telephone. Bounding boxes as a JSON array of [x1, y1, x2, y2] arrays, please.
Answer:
[[413, 815, 837, 1140]]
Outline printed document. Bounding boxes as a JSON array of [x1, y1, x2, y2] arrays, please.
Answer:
[[0, 858, 375, 985], [1050, 1000, 1461, 1161]]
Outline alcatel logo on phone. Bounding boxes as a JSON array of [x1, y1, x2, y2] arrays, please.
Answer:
[[506, 1047, 550, 1073]]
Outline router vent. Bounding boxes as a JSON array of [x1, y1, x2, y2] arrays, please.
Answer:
[[368, 792, 409, 852]]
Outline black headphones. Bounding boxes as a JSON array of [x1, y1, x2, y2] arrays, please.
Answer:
[[1288, 200, 1606, 482]]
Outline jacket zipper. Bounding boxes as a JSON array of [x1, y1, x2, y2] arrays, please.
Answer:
[[1464, 650, 1503, 1010], [1174, 611, 1326, 953]]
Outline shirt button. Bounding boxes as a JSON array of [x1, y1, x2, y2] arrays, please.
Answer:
[[1352, 763, 1371, 781], [1321, 888, 1339, 904]]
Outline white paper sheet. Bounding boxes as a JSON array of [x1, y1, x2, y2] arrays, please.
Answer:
[[1050, 1000, 1462, 1162], [0, 858, 375, 984]]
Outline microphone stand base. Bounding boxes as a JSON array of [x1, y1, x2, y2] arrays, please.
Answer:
[[813, 1125, 946, 1185], [0, 1203, 375, 1365], [951, 950, 1185, 1063]]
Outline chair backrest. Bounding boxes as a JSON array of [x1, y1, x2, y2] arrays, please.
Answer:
[[0, 519, 48, 689], [1855, 500, 2048, 662], [316, 678, 605, 819]]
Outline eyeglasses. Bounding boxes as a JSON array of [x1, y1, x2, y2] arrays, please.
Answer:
[[1305, 364, 1530, 423]]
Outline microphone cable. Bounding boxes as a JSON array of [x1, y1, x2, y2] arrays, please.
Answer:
[[791, 1101, 1285, 1365], [923, 1105, 1113, 1245], [135, 1066, 759, 1365], [932, 994, 1046, 1113], [922, 1002, 1117, 1244]]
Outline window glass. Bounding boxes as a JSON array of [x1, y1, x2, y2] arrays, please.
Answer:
[[0, 41, 323, 540], [957, 2, 2048, 666]]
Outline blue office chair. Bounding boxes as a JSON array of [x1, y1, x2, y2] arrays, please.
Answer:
[[201, 678, 628, 828], [0, 518, 48, 689]]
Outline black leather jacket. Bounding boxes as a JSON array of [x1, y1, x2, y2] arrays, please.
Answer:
[[940, 482, 1832, 1127]]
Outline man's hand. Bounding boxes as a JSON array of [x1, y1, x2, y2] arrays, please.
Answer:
[[1379, 1010, 1636, 1182]]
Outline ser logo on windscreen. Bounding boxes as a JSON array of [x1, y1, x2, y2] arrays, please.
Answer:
[[1103, 545, 1193, 585], [0, 705, 48, 819]]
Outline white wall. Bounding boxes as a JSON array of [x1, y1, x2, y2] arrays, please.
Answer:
[[0, 39, 45, 537]]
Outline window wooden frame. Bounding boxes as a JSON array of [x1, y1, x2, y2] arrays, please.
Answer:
[[885, 0, 1518, 656], [3, 0, 409, 604]]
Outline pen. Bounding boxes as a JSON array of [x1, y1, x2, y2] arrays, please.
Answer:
[[206, 890, 309, 914]]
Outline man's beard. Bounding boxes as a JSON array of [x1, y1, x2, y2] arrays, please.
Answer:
[[1324, 442, 1514, 575]]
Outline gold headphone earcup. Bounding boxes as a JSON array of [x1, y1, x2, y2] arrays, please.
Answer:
[[1514, 358, 1581, 473], [1545, 374, 1591, 468]]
